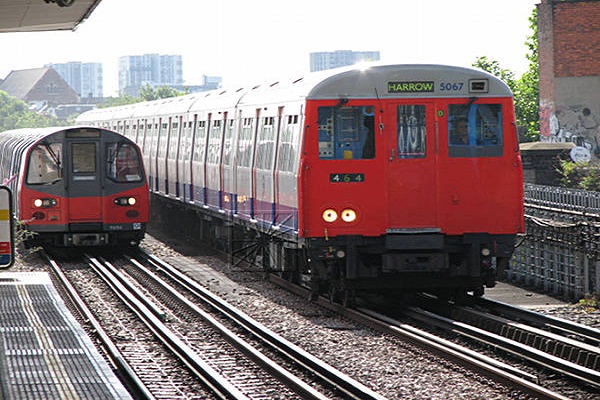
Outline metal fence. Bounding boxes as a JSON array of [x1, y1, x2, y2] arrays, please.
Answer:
[[508, 183, 600, 300]]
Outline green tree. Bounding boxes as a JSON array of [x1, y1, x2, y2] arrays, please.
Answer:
[[472, 7, 539, 142], [101, 93, 140, 107], [99, 84, 186, 108], [138, 84, 185, 101], [514, 7, 540, 142], [0, 90, 60, 131]]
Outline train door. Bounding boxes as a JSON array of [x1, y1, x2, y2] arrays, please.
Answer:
[[386, 102, 438, 230], [66, 136, 102, 221]]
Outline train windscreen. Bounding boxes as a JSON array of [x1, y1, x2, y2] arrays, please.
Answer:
[[448, 103, 503, 157], [26, 143, 63, 185], [107, 143, 143, 182]]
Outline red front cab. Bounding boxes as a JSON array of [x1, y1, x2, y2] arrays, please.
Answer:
[[298, 65, 524, 293], [0, 127, 149, 247]]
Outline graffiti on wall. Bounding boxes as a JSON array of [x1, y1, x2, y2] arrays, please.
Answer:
[[544, 105, 600, 160]]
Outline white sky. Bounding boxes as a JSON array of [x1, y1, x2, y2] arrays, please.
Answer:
[[0, 0, 540, 97]]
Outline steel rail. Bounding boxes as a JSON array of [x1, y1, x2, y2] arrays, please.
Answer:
[[474, 296, 600, 345], [125, 255, 334, 400], [84, 254, 249, 400], [267, 273, 571, 400], [137, 250, 387, 400], [43, 252, 155, 400], [404, 306, 600, 389]]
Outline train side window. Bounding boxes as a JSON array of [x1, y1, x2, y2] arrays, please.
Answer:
[[448, 103, 503, 157], [26, 143, 63, 185], [256, 117, 276, 170], [193, 121, 208, 162], [207, 120, 223, 165], [222, 120, 235, 166], [318, 105, 375, 160], [277, 115, 300, 172], [107, 143, 142, 182], [396, 105, 426, 158], [237, 118, 255, 167]]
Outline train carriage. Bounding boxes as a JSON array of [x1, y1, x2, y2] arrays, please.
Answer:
[[77, 64, 524, 301], [0, 126, 149, 247]]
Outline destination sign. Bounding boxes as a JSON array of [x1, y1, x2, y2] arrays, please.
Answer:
[[388, 81, 434, 93]]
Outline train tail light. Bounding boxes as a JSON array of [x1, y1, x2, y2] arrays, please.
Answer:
[[341, 208, 357, 223], [322, 209, 338, 223], [114, 197, 137, 206], [33, 198, 57, 208]]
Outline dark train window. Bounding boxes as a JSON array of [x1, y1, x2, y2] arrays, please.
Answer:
[[448, 103, 503, 157], [72, 143, 96, 173], [26, 143, 63, 185], [396, 105, 426, 158], [318, 105, 375, 160], [107, 143, 142, 182]]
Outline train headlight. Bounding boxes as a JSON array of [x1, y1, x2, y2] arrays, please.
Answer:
[[341, 208, 357, 223], [114, 197, 137, 206], [322, 209, 338, 223], [33, 198, 57, 208]]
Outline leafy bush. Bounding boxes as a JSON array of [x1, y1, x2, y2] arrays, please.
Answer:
[[558, 161, 600, 191]]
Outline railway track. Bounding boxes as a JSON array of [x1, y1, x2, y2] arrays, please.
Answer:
[[44, 249, 386, 399], [404, 295, 600, 388], [268, 274, 599, 400]]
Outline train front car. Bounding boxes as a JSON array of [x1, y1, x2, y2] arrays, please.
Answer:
[[299, 65, 524, 300], [0, 127, 149, 247]]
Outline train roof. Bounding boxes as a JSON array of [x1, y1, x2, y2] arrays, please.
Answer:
[[0, 126, 129, 146], [77, 64, 513, 122], [306, 64, 512, 99]]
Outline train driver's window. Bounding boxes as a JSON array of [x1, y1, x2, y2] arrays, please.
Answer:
[[318, 105, 375, 160], [26, 143, 63, 185], [448, 103, 503, 157], [107, 143, 142, 182]]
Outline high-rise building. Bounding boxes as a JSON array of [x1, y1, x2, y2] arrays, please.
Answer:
[[118, 54, 183, 96], [309, 50, 380, 72], [46, 61, 103, 99]]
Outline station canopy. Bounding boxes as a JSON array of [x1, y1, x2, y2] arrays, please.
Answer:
[[0, 0, 103, 32]]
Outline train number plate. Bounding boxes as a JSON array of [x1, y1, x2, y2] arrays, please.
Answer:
[[330, 173, 365, 183]]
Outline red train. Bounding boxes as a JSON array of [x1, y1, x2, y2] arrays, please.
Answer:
[[0, 126, 149, 247], [77, 64, 524, 301]]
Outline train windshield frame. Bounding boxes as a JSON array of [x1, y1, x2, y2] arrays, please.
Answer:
[[106, 142, 143, 183], [26, 142, 63, 185]]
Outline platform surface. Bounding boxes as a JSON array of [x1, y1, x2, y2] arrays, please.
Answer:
[[0, 272, 132, 400], [484, 281, 571, 309]]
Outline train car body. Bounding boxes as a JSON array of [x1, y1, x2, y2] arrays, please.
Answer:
[[0, 126, 149, 247], [77, 64, 524, 300]]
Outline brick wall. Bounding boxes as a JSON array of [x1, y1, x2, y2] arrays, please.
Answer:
[[538, 0, 600, 141], [553, 0, 600, 77]]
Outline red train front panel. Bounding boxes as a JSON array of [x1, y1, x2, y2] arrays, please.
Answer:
[[19, 129, 149, 246], [299, 94, 523, 292]]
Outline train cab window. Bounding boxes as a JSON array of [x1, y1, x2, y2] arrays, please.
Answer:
[[26, 143, 62, 185], [72, 143, 96, 174], [396, 105, 426, 158], [448, 103, 503, 157], [318, 105, 375, 160], [107, 143, 142, 182]]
